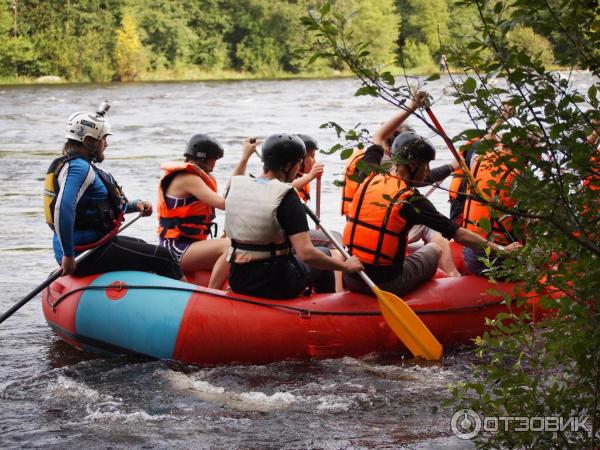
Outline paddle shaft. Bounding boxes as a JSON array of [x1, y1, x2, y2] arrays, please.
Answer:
[[425, 107, 490, 202], [315, 177, 321, 219], [303, 204, 375, 289], [0, 213, 142, 325]]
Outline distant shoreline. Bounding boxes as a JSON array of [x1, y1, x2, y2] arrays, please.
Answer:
[[0, 64, 578, 87], [0, 65, 446, 87]]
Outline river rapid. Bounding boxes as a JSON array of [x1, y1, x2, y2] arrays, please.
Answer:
[[0, 73, 593, 449]]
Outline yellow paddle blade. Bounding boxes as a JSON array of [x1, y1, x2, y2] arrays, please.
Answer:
[[373, 286, 443, 361]]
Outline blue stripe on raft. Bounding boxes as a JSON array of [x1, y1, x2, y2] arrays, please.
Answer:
[[75, 271, 192, 359]]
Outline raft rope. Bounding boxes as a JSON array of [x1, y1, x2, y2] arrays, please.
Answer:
[[48, 283, 505, 317]]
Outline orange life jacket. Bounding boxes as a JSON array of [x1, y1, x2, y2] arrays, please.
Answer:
[[341, 148, 366, 216], [583, 147, 600, 191], [157, 162, 218, 241], [295, 172, 311, 202], [343, 173, 413, 265], [448, 138, 480, 202], [462, 149, 517, 245]]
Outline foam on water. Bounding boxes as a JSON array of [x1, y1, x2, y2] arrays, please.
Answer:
[[44, 374, 112, 403], [166, 370, 298, 412]]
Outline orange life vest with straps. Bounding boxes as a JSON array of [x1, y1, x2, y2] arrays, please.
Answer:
[[295, 172, 311, 202], [343, 173, 413, 265], [448, 138, 480, 202], [157, 162, 218, 241], [462, 149, 517, 245], [341, 148, 366, 216]]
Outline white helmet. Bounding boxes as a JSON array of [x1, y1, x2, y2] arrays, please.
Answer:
[[65, 111, 112, 142]]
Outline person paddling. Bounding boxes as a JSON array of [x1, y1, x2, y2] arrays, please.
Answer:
[[344, 91, 461, 276], [225, 133, 363, 299], [343, 132, 521, 297], [44, 102, 182, 279], [157, 134, 258, 288]]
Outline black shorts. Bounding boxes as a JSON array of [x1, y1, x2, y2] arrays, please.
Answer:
[[229, 247, 335, 300], [74, 235, 182, 280]]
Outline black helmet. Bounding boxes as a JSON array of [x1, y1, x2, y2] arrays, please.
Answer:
[[262, 133, 306, 171], [391, 132, 436, 164], [184, 134, 224, 161], [297, 134, 318, 152], [386, 124, 416, 147]]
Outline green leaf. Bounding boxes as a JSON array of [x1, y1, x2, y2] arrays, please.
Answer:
[[320, 1, 331, 16], [463, 77, 477, 93], [340, 147, 354, 160], [426, 73, 441, 81], [381, 71, 395, 85], [478, 217, 492, 234], [588, 85, 597, 101], [355, 85, 378, 97]]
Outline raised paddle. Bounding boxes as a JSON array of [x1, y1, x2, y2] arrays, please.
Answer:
[[303, 204, 443, 361], [425, 107, 491, 202], [0, 212, 143, 325]]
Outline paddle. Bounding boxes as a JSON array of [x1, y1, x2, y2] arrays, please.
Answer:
[[303, 204, 443, 361], [315, 176, 322, 219], [0, 212, 143, 325], [425, 107, 491, 202]]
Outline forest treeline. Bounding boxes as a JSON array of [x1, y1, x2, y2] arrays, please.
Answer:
[[0, 0, 561, 82]]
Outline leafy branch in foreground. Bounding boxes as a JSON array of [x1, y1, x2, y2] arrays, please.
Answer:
[[303, 0, 600, 447]]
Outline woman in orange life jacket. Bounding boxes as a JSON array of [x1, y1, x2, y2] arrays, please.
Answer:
[[342, 132, 522, 297], [449, 103, 515, 226], [462, 137, 527, 276], [157, 134, 258, 288]]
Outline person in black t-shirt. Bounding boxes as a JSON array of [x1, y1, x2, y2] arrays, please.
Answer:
[[343, 132, 521, 297], [224, 134, 363, 300]]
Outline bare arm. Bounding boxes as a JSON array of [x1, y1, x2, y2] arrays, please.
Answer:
[[179, 173, 226, 210], [289, 232, 363, 272], [291, 163, 324, 190], [372, 90, 428, 152], [231, 138, 260, 177], [453, 227, 522, 254]]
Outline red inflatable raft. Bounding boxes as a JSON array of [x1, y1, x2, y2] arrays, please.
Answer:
[[42, 244, 541, 365]]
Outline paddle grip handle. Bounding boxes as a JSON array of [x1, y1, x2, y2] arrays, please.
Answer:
[[303, 204, 375, 289]]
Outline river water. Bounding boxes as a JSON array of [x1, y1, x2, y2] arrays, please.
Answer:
[[0, 73, 593, 449]]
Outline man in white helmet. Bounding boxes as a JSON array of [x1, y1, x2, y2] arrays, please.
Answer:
[[43, 101, 182, 278]]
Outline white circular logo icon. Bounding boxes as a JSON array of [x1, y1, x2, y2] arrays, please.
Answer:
[[451, 409, 482, 439]]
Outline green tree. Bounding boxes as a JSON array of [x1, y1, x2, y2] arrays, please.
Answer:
[[226, 0, 309, 75], [186, 0, 233, 71], [131, 0, 194, 70], [506, 24, 554, 65], [338, 0, 400, 66], [114, 12, 147, 81], [397, 0, 449, 66]]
